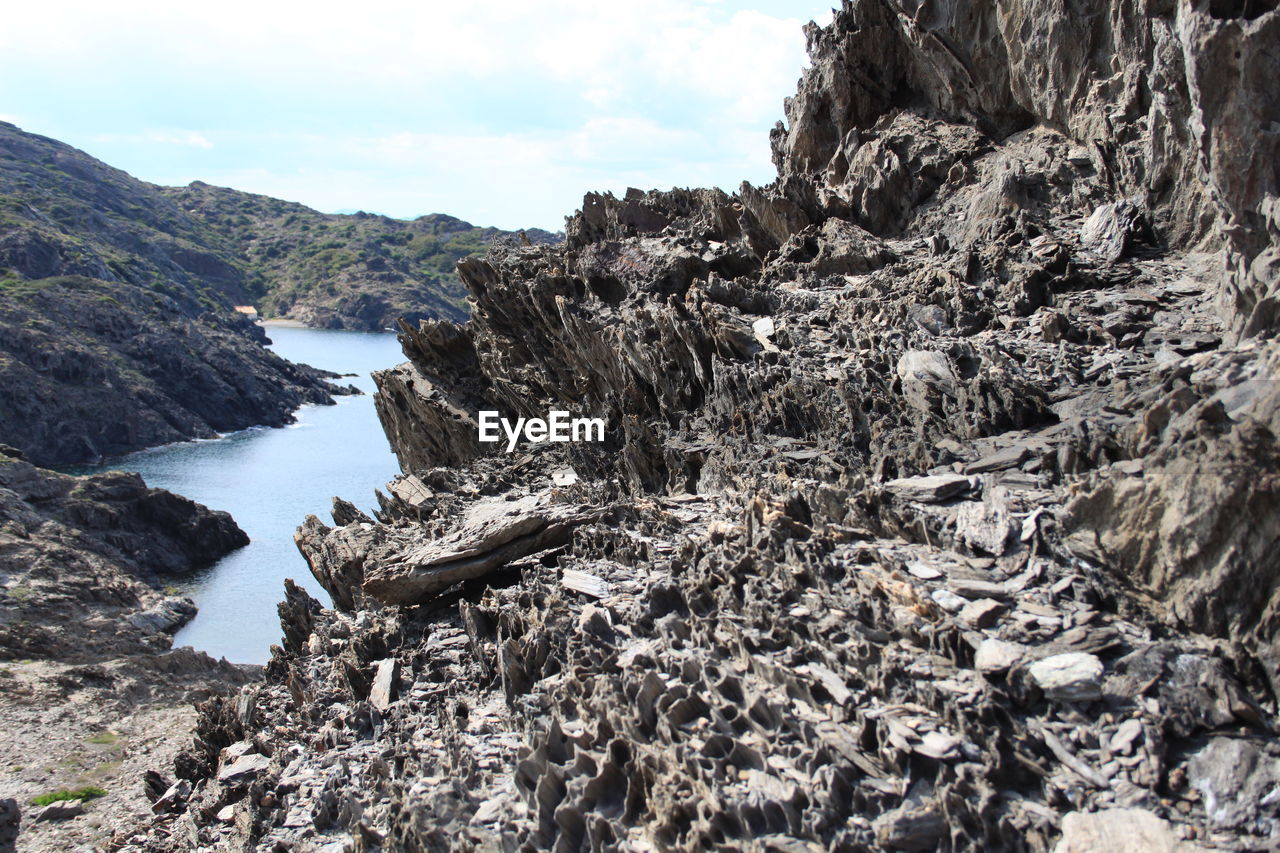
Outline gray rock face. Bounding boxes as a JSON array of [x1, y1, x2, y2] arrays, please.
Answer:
[[153, 1, 1280, 851], [771, 0, 1280, 337], [1188, 737, 1280, 830], [0, 799, 17, 853], [0, 276, 348, 468], [1062, 357, 1280, 695]]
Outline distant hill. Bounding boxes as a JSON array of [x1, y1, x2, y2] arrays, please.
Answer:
[[0, 121, 555, 465], [0, 121, 560, 331], [164, 182, 559, 330], [0, 122, 256, 312]]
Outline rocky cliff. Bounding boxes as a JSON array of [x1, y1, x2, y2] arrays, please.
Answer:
[[0, 275, 350, 468], [152, 1, 1280, 850], [0, 446, 248, 660], [0, 124, 348, 466]]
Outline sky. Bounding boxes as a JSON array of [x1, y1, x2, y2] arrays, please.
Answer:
[[0, 0, 835, 231]]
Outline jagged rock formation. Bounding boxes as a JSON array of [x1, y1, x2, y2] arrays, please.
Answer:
[[156, 0, 1280, 850]]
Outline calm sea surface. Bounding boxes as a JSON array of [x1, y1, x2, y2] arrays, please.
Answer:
[[75, 325, 403, 664]]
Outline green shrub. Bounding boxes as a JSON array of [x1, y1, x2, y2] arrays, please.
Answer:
[[32, 786, 107, 806]]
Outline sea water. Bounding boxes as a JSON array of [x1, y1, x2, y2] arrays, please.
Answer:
[[75, 325, 403, 664]]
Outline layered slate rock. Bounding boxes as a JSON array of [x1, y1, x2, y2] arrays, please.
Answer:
[[359, 493, 613, 605], [154, 0, 1280, 850]]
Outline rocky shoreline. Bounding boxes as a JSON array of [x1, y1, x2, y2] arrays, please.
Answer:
[[122, 1, 1280, 850], [0, 447, 260, 850], [0, 277, 357, 469], [5, 0, 1280, 850]]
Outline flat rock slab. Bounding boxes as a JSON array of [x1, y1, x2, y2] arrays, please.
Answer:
[[561, 569, 610, 599], [1187, 737, 1280, 829], [218, 752, 272, 783], [151, 779, 191, 814], [370, 657, 400, 710], [389, 474, 434, 507], [1110, 718, 1144, 755], [1030, 653, 1104, 702], [949, 577, 1011, 600], [931, 589, 967, 612], [34, 799, 84, 822], [362, 493, 610, 605], [884, 474, 971, 503], [964, 445, 1033, 474]]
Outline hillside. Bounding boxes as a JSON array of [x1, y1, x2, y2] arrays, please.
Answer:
[[164, 181, 558, 330], [0, 121, 558, 331], [0, 122, 555, 465], [0, 123, 356, 466], [0, 122, 255, 311]]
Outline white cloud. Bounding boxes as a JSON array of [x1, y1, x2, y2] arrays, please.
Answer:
[[94, 130, 214, 149], [0, 0, 835, 228], [0, 0, 816, 117], [177, 115, 772, 229]]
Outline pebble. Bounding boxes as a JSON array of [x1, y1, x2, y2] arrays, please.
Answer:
[[1110, 718, 1144, 755], [931, 589, 967, 613]]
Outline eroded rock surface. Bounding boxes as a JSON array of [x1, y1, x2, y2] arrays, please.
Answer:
[[151, 0, 1280, 850]]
